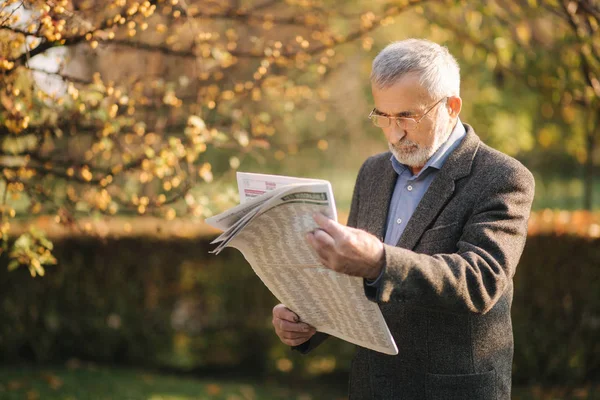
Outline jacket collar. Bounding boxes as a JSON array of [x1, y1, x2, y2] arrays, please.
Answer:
[[366, 123, 480, 249]]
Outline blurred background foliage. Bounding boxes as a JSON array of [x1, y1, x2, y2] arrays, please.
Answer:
[[1, 0, 599, 398], [0, 234, 599, 384]]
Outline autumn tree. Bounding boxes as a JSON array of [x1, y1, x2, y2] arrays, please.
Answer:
[[425, 0, 600, 209], [0, 0, 425, 276]]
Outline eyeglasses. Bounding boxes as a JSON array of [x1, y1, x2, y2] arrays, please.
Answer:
[[368, 97, 447, 130]]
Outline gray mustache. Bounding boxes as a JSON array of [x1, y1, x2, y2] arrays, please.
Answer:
[[390, 140, 419, 148]]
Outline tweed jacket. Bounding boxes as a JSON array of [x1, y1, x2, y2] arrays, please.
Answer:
[[296, 124, 535, 400]]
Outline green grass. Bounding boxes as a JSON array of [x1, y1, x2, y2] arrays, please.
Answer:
[[0, 366, 599, 400], [0, 366, 346, 400]]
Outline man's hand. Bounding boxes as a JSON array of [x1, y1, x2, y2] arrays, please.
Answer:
[[272, 304, 317, 346], [306, 213, 384, 280]]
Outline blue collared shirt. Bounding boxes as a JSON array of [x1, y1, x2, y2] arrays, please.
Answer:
[[367, 119, 466, 286]]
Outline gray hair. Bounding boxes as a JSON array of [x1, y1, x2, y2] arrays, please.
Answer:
[[371, 39, 461, 99]]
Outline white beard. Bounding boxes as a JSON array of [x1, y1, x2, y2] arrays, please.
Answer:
[[389, 109, 451, 168]]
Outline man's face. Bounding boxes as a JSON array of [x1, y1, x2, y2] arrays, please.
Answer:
[[371, 73, 452, 168]]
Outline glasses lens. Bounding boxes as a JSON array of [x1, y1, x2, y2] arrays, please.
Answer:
[[371, 115, 390, 128], [397, 118, 418, 131]]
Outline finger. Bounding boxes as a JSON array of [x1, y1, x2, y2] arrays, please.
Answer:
[[306, 230, 334, 256], [281, 330, 314, 341], [313, 213, 344, 240], [311, 234, 338, 267], [273, 304, 300, 322], [305, 230, 317, 250], [305, 232, 330, 266], [284, 330, 317, 346], [310, 245, 332, 269], [312, 228, 336, 248], [277, 318, 314, 333]]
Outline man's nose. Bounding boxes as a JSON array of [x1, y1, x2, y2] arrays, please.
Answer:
[[387, 124, 406, 144]]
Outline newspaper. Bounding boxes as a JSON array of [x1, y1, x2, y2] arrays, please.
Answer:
[[237, 172, 328, 204], [206, 172, 398, 355]]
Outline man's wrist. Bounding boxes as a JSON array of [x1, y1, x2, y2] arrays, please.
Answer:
[[366, 242, 385, 280], [366, 245, 386, 286]]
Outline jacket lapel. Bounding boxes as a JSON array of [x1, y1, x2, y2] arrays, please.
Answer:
[[396, 125, 480, 250], [366, 157, 397, 242]]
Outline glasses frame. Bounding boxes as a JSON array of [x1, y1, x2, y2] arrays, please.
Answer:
[[368, 97, 447, 130]]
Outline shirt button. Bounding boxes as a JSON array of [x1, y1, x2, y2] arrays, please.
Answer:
[[407, 185, 413, 191], [396, 218, 402, 224]]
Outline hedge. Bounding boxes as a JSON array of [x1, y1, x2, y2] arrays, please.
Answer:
[[0, 234, 598, 385]]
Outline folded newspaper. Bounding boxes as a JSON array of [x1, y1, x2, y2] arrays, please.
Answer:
[[206, 172, 398, 355]]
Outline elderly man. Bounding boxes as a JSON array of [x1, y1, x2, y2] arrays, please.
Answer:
[[271, 39, 534, 399]]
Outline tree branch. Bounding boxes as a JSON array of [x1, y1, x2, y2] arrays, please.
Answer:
[[560, 0, 600, 99], [429, 11, 588, 106], [6, 0, 160, 72], [27, 67, 92, 85], [0, 0, 24, 27], [105, 0, 428, 61]]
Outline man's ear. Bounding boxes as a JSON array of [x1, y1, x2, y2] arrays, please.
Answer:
[[446, 96, 462, 118]]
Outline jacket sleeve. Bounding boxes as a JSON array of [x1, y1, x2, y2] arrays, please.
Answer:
[[365, 164, 535, 315], [291, 160, 367, 354]]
